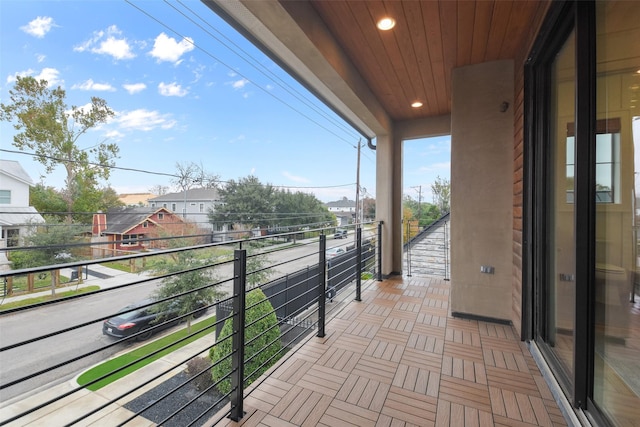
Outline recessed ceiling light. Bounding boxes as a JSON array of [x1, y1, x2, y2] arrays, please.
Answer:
[[411, 101, 423, 108], [377, 17, 395, 31]]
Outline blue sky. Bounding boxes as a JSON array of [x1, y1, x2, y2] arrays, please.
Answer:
[[0, 1, 450, 204]]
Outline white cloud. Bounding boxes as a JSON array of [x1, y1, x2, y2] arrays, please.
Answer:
[[115, 109, 177, 132], [74, 25, 135, 60], [36, 54, 46, 63], [105, 130, 124, 139], [123, 83, 146, 94], [8, 68, 62, 87], [158, 82, 188, 97], [35, 68, 61, 86], [6, 69, 34, 84], [229, 134, 246, 144], [282, 171, 310, 183], [21, 16, 55, 38], [231, 79, 249, 90], [149, 33, 194, 64], [72, 79, 115, 91]]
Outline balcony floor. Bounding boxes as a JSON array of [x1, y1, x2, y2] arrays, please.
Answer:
[[218, 276, 567, 427]]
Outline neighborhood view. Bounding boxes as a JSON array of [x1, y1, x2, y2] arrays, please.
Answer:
[[0, 1, 457, 425]]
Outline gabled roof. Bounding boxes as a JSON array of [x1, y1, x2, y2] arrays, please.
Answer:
[[0, 206, 45, 226], [149, 188, 220, 203], [104, 206, 176, 235], [325, 197, 356, 208], [0, 160, 35, 186]]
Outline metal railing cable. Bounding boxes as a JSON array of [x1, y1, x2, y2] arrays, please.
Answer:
[[0, 223, 382, 426]]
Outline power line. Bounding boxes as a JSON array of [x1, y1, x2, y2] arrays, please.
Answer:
[[0, 148, 357, 191], [123, 0, 362, 150]]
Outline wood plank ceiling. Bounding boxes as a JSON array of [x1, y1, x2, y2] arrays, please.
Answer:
[[308, 0, 548, 122]]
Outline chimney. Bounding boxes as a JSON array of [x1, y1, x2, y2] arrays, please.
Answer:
[[92, 211, 107, 236]]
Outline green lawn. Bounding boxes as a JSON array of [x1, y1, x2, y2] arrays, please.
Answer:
[[77, 315, 217, 391], [0, 286, 100, 311]]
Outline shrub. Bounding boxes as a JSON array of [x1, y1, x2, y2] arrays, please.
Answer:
[[185, 356, 214, 391], [210, 288, 282, 395]]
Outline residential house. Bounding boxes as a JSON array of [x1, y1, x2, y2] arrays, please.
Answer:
[[325, 197, 356, 226], [0, 160, 45, 269], [205, 1, 639, 425], [91, 206, 185, 254], [148, 188, 222, 231]]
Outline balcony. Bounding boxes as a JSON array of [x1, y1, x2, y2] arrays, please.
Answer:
[[0, 225, 566, 426]]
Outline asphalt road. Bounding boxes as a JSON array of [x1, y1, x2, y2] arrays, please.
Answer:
[[0, 237, 351, 403]]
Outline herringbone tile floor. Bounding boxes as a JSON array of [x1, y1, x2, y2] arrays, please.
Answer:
[[218, 276, 567, 426]]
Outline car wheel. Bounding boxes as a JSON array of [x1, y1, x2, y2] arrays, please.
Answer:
[[137, 328, 153, 341], [193, 307, 207, 319]]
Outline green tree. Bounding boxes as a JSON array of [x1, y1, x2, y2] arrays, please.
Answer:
[[147, 230, 225, 333], [30, 184, 68, 221], [272, 189, 334, 229], [209, 176, 275, 229], [362, 197, 376, 220], [9, 217, 87, 270], [71, 174, 123, 223], [431, 176, 451, 215], [0, 76, 118, 221], [210, 288, 282, 395]]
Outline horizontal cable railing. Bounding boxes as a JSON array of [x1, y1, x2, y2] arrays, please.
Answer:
[[0, 222, 381, 426]]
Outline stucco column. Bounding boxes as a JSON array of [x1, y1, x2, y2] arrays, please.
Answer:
[[376, 133, 403, 276], [450, 60, 514, 322]]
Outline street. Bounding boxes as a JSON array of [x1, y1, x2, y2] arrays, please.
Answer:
[[0, 237, 351, 403]]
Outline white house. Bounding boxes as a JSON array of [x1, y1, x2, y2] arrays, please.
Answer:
[[0, 160, 45, 269], [148, 188, 223, 231], [325, 197, 356, 227]]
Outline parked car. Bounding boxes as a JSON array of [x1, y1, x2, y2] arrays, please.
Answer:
[[326, 247, 346, 259], [103, 298, 207, 341], [334, 228, 348, 239]]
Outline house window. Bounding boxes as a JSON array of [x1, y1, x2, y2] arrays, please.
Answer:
[[158, 213, 164, 220], [199, 203, 204, 213], [163, 203, 167, 208], [171, 203, 177, 211], [122, 234, 136, 245], [151, 202, 156, 208], [143, 221, 148, 228], [0, 190, 11, 204]]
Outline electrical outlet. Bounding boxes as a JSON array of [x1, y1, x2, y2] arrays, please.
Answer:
[[480, 265, 495, 274]]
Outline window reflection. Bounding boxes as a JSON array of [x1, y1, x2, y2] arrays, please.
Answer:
[[592, 2, 640, 424]]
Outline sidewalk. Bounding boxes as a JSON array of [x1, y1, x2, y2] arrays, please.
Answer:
[[0, 326, 216, 426], [1, 263, 151, 305]]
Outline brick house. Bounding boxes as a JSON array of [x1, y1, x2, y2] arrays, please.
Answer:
[[91, 206, 185, 253]]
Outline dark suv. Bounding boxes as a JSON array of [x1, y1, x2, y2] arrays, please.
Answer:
[[334, 228, 348, 239]]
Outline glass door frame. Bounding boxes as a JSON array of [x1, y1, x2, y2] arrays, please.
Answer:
[[524, 0, 597, 412]]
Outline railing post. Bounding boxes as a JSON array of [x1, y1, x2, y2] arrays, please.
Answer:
[[317, 234, 326, 337], [444, 221, 450, 281], [377, 221, 383, 281], [356, 227, 362, 301], [230, 249, 246, 421]]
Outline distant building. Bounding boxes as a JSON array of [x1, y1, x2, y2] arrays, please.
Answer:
[[325, 197, 356, 226], [91, 206, 186, 254], [118, 193, 155, 206], [0, 160, 45, 269], [149, 188, 223, 232]]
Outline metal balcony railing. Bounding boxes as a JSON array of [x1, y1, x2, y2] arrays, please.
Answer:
[[0, 222, 382, 426], [404, 213, 450, 279]]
